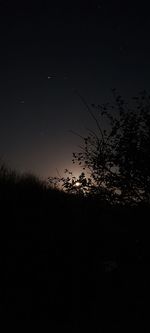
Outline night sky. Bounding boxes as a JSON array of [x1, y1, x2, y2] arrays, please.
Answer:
[[1, 0, 150, 179]]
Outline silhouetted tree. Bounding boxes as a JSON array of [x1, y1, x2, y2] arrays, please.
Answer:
[[49, 89, 150, 205]]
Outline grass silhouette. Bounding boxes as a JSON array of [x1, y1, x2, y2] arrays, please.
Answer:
[[0, 163, 149, 328]]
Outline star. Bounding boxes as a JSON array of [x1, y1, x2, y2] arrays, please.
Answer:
[[17, 98, 25, 104], [48, 73, 56, 79]]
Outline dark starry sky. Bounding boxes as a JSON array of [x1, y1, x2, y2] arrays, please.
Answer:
[[0, 0, 150, 179]]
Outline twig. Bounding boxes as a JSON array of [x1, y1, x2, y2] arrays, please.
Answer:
[[73, 90, 104, 142]]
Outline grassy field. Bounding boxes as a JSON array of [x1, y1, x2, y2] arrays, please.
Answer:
[[0, 165, 149, 329]]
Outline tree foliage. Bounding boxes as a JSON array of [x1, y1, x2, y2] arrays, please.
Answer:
[[48, 89, 150, 205]]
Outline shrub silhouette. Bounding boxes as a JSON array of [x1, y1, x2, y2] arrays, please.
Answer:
[[0, 162, 47, 200], [49, 89, 150, 206]]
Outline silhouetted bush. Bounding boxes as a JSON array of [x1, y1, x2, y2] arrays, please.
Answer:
[[50, 90, 150, 207]]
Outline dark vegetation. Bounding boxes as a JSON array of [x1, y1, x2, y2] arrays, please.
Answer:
[[50, 90, 150, 206], [0, 91, 150, 329]]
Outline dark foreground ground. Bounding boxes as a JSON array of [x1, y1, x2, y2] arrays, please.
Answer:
[[0, 174, 149, 330]]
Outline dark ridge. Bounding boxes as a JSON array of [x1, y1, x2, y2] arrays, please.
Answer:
[[0, 165, 149, 328]]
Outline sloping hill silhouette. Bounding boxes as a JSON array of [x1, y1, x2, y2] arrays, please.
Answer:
[[0, 165, 149, 329]]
